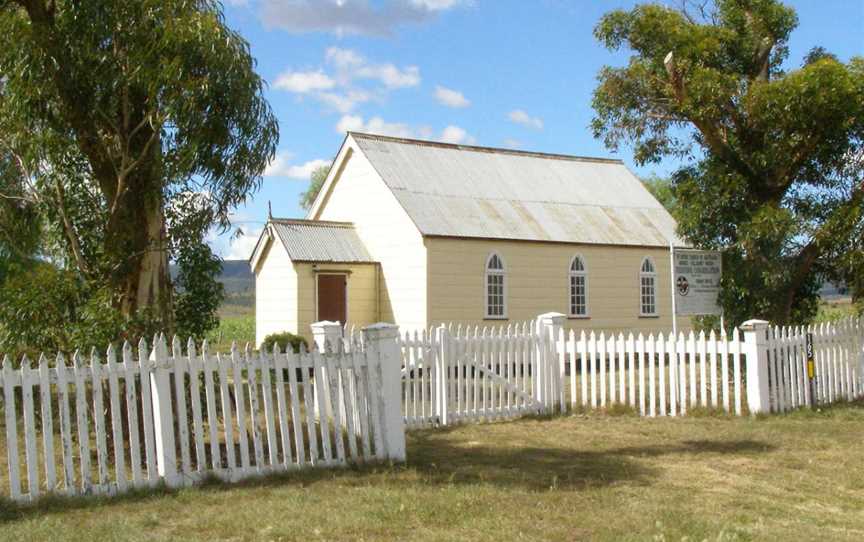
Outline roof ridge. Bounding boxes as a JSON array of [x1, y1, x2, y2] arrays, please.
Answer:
[[270, 217, 355, 228], [348, 131, 624, 164]]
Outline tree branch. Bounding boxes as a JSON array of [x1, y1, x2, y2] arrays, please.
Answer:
[[52, 178, 90, 277], [664, 51, 760, 183]]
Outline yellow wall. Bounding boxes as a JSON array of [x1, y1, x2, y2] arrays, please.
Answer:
[[293, 262, 380, 342], [313, 145, 428, 331], [426, 236, 691, 334], [254, 238, 298, 346]]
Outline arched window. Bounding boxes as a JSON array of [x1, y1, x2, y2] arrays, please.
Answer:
[[640, 257, 657, 316], [568, 255, 588, 317], [485, 253, 506, 318]]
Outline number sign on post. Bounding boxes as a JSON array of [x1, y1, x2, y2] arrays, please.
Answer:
[[806, 332, 816, 409]]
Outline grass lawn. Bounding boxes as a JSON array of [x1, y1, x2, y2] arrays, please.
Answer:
[[1, 404, 862, 541]]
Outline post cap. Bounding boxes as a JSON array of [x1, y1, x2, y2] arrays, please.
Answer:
[[740, 319, 769, 331], [362, 322, 400, 338], [311, 320, 343, 330], [537, 312, 566, 323]]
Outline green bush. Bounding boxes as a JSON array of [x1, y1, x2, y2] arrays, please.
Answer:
[[261, 331, 308, 353]]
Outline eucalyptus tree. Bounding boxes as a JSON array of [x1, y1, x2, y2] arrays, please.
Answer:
[[0, 0, 278, 339], [592, 0, 864, 324], [300, 164, 331, 211]]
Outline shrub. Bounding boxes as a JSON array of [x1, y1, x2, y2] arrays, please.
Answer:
[[261, 331, 308, 353]]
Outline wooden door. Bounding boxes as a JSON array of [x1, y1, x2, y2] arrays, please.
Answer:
[[317, 274, 347, 324]]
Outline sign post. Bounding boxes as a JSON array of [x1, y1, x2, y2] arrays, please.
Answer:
[[669, 242, 678, 337], [806, 332, 816, 409]]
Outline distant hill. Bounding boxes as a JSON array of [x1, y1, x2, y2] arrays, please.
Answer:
[[219, 259, 254, 294]]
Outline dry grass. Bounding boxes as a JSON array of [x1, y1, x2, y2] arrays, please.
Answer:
[[1, 403, 863, 541]]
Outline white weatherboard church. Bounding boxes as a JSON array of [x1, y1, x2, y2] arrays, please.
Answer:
[[250, 132, 691, 345]]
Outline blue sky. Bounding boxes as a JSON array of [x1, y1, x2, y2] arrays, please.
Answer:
[[212, 0, 864, 259]]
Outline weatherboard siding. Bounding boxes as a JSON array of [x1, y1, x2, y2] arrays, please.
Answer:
[[313, 145, 428, 332], [254, 240, 299, 346], [426, 237, 691, 333]]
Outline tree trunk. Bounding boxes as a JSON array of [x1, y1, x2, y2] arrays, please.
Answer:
[[103, 137, 173, 331]]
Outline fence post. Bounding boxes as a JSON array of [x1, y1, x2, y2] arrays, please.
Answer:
[[741, 319, 771, 415], [311, 321, 344, 353], [435, 325, 450, 426], [149, 334, 179, 486], [311, 320, 346, 421], [537, 313, 566, 412], [363, 323, 406, 462]]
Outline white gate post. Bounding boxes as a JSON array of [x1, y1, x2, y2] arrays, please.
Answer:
[[311, 321, 346, 421], [435, 325, 450, 426], [741, 319, 771, 415], [537, 313, 566, 412], [363, 323, 406, 462], [149, 334, 179, 486], [311, 321, 344, 353]]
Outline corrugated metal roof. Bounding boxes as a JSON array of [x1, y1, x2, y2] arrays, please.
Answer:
[[270, 219, 375, 263], [351, 133, 687, 247]]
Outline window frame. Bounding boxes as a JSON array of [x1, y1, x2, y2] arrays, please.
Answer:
[[639, 257, 658, 317], [484, 252, 508, 320], [568, 254, 589, 318]]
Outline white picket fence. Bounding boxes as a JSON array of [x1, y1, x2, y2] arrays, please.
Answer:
[[764, 319, 863, 413], [555, 327, 748, 416], [1, 325, 405, 503], [342, 314, 864, 427], [553, 315, 863, 416], [3, 315, 861, 503], [335, 321, 551, 428]]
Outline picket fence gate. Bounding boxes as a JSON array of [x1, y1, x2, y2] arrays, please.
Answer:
[[332, 319, 555, 429], [0, 324, 405, 503]]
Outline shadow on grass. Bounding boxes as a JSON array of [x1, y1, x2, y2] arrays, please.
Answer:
[[0, 417, 778, 522], [405, 429, 775, 492]]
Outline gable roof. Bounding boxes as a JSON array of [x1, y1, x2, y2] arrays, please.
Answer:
[[333, 132, 685, 248], [250, 219, 375, 269]]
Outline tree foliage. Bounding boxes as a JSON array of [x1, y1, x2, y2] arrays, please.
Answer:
[[0, 0, 278, 351], [300, 164, 331, 211], [593, 0, 864, 324]]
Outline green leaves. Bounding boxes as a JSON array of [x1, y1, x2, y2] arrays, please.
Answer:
[[0, 0, 278, 350], [593, 0, 864, 324]]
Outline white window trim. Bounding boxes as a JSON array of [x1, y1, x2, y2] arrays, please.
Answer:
[[568, 254, 590, 318], [484, 252, 508, 320], [639, 257, 658, 317]]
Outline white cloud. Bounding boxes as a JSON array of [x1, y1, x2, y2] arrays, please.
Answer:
[[265, 152, 330, 179], [434, 85, 470, 108], [508, 109, 544, 130], [336, 115, 414, 138], [225, 226, 264, 260], [260, 0, 466, 37], [336, 115, 475, 145], [439, 125, 475, 145], [274, 48, 418, 114], [326, 47, 420, 89], [317, 89, 374, 113], [273, 70, 335, 93]]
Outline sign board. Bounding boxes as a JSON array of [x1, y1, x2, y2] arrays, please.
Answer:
[[673, 249, 722, 316]]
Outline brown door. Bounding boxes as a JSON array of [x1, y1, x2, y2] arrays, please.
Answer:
[[317, 274, 347, 324]]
